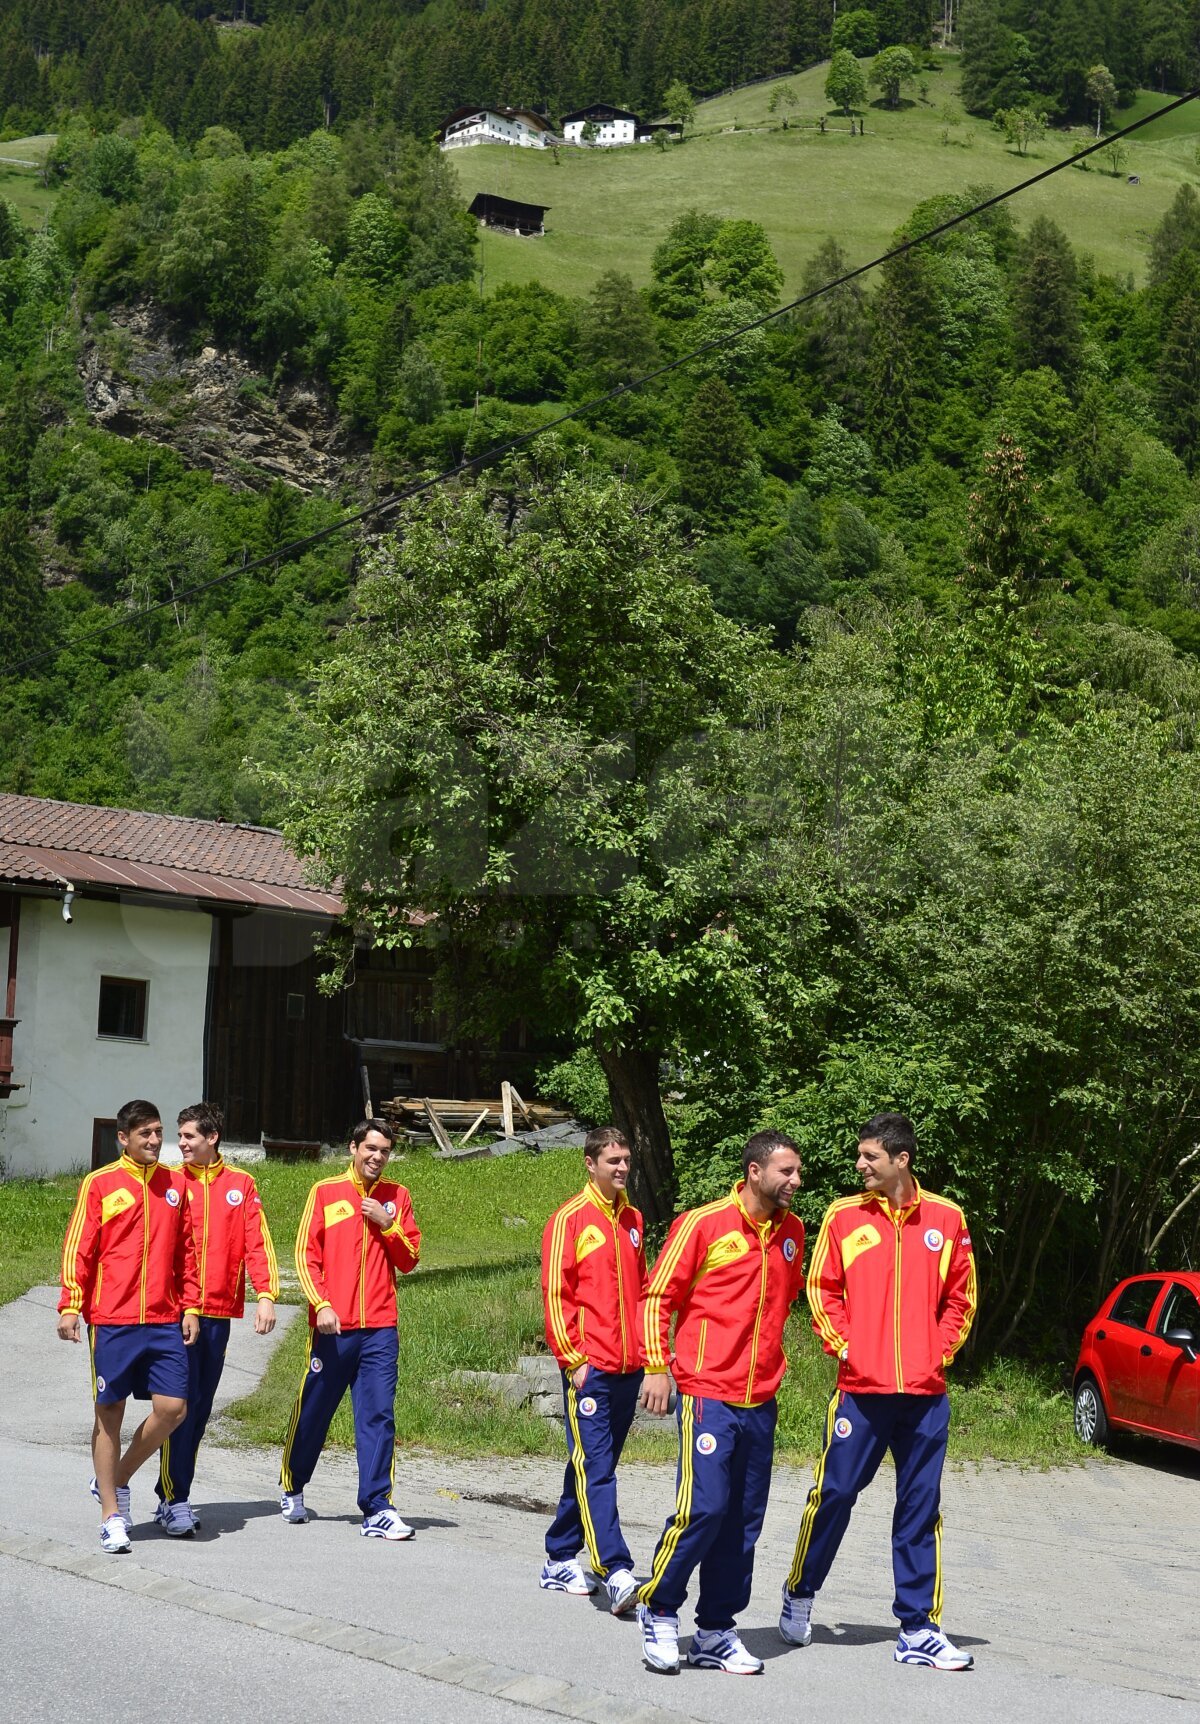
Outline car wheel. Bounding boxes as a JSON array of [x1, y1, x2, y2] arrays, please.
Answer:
[[1074, 1375, 1109, 1447]]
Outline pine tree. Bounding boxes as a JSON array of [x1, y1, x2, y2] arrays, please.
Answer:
[[964, 433, 1050, 598], [1157, 281, 1200, 472], [676, 376, 756, 518], [1012, 216, 1081, 384]]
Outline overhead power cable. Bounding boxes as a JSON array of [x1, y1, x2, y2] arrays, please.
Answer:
[[3, 83, 1197, 681]]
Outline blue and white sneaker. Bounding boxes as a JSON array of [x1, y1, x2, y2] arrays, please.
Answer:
[[894, 1624, 974, 1670], [361, 1507, 415, 1540], [779, 1584, 814, 1646], [90, 1476, 131, 1532], [605, 1568, 639, 1615], [638, 1604, 680, 1672], [687, 1627, 764, 1674], [154, 1498, 197, 1538], [279, 1490, 308, 1523], [99, 1513, 131, 1554], [539, 1558, 595, 1595]]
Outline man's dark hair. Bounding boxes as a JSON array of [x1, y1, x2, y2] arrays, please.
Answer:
[[743, 1129, 800, 1177], [350, 1117, 396, 1148], [584, 1125, 629, 1160], [116, 1099, 161, 1135], [859, 1112, 916, 1164], [178, 1102, 224, 1146]]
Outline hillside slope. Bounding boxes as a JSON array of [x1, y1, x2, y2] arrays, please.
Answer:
[[451, 57, 1200, 296]]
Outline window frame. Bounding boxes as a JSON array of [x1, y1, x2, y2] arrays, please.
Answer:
[[96, 975, 149, 1042], [1109, 1278, 1166, 1331]]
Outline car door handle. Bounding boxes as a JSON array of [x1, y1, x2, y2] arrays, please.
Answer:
[[1140, 1344, 1152, 1356], [1096, 1329, 1106, 1340]]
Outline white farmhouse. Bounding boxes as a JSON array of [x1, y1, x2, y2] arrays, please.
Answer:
[[439, 106, 556, 150], [561, 103, 641, 146]]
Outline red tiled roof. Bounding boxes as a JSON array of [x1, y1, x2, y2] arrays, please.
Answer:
[[0, 794, 343, 916]]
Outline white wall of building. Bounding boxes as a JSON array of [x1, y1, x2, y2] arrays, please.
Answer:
[[0, 896, 212, 1177], [442, 111, 548, 150], [563, 116, 637, 145]]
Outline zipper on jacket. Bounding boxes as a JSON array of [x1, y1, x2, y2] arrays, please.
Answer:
[[892, 1210, 904, 1391], [745, 1227, 769, 1403], [200, 1177, 210, 1313], [359, 1184, 369, 1328], [612, 1214, 628, 1370], [139, 1172, 150, 1323]]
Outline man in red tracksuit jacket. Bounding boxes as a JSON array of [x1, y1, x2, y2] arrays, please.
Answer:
[[279, 1117, 421, 1539], [155, 1101, 280, 1537], [57, 1098, 201, 1555], [636, 1130, 806, 1676], [779, 1112, 977, 1671], [540, 1125, 648, 1616]]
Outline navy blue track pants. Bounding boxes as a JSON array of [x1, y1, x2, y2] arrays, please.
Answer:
[[545, 1366, 643, 1577], [280, 1326, 399, 1515], [157, 1315, 230, 1504]]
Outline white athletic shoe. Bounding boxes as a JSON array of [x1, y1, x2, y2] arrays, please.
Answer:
[[90, 1476, 132, 1532], [779, 1584, 814, 1646], [539, 1558, 596, 1595], [638, 1604, 681, 1673], [687, 1627, 764, 1674], [894, 1624, 974, 1671], [606, 1568, 639, 1615], [360, 1507, 415, 1540], [154, 1498, 197, 1538], [279, 1491, 308, 1524], [99, 1513, 132, 1554]]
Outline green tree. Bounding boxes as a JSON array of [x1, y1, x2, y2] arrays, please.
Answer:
[[281, 464, 818, 1222], [1148, 184, 1200, 290], [578, 270, 660, 386], [662, 78, 696, 136], [0, 507, 45, 663], [1156, 280, 1200, 471], [706, 219, 784, 310], [964, 433, 1050, 596], [825, 49, 869, 116], [767, 82, 800, 128], [677, 376, 757, 517], [1085, 63, 1118, 137], [1012, 216, 1081, 384], [998, 104, 1046, 154], [831, 9, 879, 57], [869, 45, 918, 108]]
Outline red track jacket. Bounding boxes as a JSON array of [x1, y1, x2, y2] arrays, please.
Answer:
[[542, 1182, 648, 1374], [183, 1158, 280, 1318], [295, 1166, 421, 1329], [807, 1184, 977, 1395], [643, 1183, 806, 1406], [59, 1155, 201, 1325]]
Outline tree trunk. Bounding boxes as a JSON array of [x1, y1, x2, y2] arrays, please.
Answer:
[[594, 1040, 676, 1226]]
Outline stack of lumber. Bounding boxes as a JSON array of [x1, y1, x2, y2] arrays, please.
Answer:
[[380, 1082, 570, 1152]]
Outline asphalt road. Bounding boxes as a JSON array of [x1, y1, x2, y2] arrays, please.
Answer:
[[2, 1286, 1198, 1724]]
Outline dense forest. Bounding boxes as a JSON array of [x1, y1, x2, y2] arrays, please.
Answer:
[[2, 0, 1198, 144], [5, 0, 1200, 1338]]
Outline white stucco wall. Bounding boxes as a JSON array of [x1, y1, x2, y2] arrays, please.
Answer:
[[442, 111, 548, 149], [0, 895, 212, 1177]]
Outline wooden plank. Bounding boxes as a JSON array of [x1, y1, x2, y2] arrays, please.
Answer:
[[501, 1081, 514, 1139], [460, 1107, 490, 1146], [507, 1083, 533, 1125], [422, 1098, 456, 1154]]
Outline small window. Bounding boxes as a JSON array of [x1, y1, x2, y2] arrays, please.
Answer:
[[92, 1119, 120, 1168], [1158, 1283, 1200, 1338], [286, 992, 306, 1021], [1110, 1279, 1164, 1330], [97, 977, 148, 1040]]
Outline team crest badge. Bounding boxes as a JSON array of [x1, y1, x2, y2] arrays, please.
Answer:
[[165, 1188, 181, 1207], [924, 1228, 944, 1251], [578, 1396, 597, 1417], [384, 1201, 396, 1218], [95, 1376, 106, 1393], [783, 1237, 797, 1262], [310, 1357, 323, 1373], [226, 1189, 244, 1206], [834, 1417, 853, 1439], [696, 1432, 717, 1455], [629, 1227, 640, 1248]]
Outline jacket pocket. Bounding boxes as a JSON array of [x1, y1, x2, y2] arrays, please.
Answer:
[[694, 1318, 708, 1373]]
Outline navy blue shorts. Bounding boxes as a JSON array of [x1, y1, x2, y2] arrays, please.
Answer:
[[90, 1323, 189, 1406]]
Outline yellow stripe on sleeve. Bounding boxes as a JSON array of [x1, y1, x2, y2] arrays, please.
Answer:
[[805, 1210, 848, 1354], [60, 1172, 98, 1313], [641, 1205, 713, 1371], [293, 1183, 326, 1311], [546, 1196, 587, 1368]]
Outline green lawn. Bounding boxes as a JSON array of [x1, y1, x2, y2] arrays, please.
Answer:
[[450, 56, 1200, 298], [0, 134, 56, 228], [2, 1144, 1084, 1466]]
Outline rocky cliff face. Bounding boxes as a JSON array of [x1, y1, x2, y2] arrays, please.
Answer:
[[78, 302, 364, 495]]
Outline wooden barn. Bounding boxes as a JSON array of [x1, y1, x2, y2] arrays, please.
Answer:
[[468, 192, 549, 236]]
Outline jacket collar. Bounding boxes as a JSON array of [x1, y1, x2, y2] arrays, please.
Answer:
[[584, 1180, 628, 1219], [864, 1178, 923, 1220], [731, 1180, 781, 1236], [119, 1153, 155, 1182], [184, 1156, 225, 1184]]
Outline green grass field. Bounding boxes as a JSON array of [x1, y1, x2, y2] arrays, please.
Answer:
[[2, 1144, 1082, 1466], [450, 55, 1200, 297], [0, 134, 55, 228]]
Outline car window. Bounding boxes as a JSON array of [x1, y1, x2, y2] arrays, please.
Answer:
[[1157, 1283, 1200, 1338], [1110, 1280, 1164, 1329]]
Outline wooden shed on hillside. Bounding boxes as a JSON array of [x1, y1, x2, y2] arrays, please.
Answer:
[[468, 192, 549, 236]]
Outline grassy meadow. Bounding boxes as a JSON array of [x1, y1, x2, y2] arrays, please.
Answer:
[[450, 54, 1200, 298], [3, 1144, 1081, 1466], [0, 134, 55, 227]]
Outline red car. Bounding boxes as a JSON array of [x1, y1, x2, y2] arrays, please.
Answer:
[[1073, 1272, 1200, 1451]]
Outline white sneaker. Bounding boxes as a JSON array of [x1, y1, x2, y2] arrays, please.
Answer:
[[539, 1558, 596, 1595], [894, 1624, 974, 1670], [638, 1604, 680, 1672], [779, 1584, 814, 1646], [360, 1507, 415, 1540], [279, 1491, 308, 1523], [154, 1498, 197, 1538], [606, 1568, 639, 1615], [90, 1476, 132, 1531], [687, 1627, 764, 1674], [99, 1513, 131, 1554]]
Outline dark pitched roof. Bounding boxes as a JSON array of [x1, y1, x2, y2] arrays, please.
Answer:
[[560, 104, 641, 125], [0, 793, 343, 915]]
